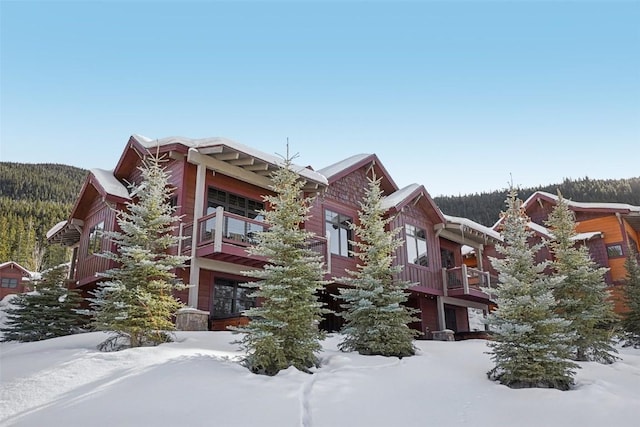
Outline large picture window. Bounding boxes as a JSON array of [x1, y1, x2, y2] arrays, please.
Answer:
[[206, 188, 264, 219], [212, 279, 255, 319], [406, 224, 428, 267], [325, 209, 353, 257], [88, 221, 105, 255]]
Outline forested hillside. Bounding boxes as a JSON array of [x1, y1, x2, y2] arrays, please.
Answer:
[[2, 161, 639, 271], [0, 163, 87, 271], [434, 176, 640, 227]]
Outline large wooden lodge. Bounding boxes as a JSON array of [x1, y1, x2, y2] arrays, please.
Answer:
[[47, 135, 501, 337], [46, 135, 639, 336]]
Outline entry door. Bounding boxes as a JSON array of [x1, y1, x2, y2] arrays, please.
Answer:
[[444, 307, 458, 332]]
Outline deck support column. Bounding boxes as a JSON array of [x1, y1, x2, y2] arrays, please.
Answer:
[[188, 157, 207, 308], [436, 296, 446, 331]]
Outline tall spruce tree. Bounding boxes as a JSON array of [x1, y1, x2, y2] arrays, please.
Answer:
[[236, 152, 327, 376], [338, 177, 418, 357], [486, 189, 578, 390], [622, 246, 640, 347], [545, 192, 618, 363], [89, 154, 187, 351], [1, 265, 86, 342]]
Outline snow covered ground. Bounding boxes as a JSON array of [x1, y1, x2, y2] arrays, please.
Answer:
[[1, 331, 639, 427]]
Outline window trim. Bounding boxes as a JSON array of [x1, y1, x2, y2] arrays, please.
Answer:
[[211, 278, 255, 320], [206, 187, 264, 219], [406, 223, 429, 267], [324, 208, 354, 258], [606, 243, 624, 259], [1, 277, 18, 288], [87, 221, 105, 256]]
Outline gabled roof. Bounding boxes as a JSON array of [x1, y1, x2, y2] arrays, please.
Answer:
[[317, 153, 398, 194], [524, 191, 640, 213], [527, 221, 603, 242], [0, 261, 34, 278], [116, 135, 328, 192], [435, 214, 503, 248], [382, 184, 446, 224], [90, 168, 130, 200], [523, 190, 640, 232], [48, 169, 129, 247]]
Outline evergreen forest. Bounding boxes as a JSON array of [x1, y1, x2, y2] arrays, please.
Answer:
[[0, 162, 87, 271], [434, 176, 640, 226], [1, 161, 638, 270]]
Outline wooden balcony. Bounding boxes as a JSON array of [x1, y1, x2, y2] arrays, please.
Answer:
[[442, 265, 497, 303], [178, 207, 329, 268]]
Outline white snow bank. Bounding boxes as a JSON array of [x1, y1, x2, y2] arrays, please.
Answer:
[[1, 332, 638, 426]]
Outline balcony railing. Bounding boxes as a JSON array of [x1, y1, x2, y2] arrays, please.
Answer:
[[442, 264, 497, 300], [178, 206, 329, 268]]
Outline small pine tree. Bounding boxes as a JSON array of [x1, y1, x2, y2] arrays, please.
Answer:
[[338, 176, 418, 357], [236, 151, 328, 376], [89, 154, 187, 351], [1, 265, 86, 342], [622, 246, 640, 348], [486, 189, 578, 390], [545, 192, 618, 363]]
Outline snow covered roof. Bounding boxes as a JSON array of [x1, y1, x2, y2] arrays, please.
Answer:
[[90, 168, 130, 200], [0, 261, 34, 278], [46, 220, 68, 239], [525, 191, 640, 213], [381, 184, 421, 211], [527, 221, 603, 241], [316, 154, 372, 181], [443, 214, 503, 242], [131, 135, 327, 187]]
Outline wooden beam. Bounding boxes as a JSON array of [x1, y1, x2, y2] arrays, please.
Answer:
[[230, 157, 255, 166], [188, 149, 273, 190], [199, 146, 224, 155], [245, 163, 270, 171], [214, 152, 241, 161]]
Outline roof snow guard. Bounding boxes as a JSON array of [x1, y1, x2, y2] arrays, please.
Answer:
[[133, 135, 328, 193]]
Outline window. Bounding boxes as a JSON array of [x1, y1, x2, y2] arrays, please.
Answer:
[[406, 224, 428, 267], [88, 221, 105, 255], [325, 209, 353, 257], [212, 279, 255, 319], [1, 278, 18, 288], [606, 244, 624, 259], [206, 187, 264, 219]]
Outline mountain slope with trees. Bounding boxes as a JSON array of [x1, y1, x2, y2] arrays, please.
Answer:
[[0, 162, 87, 271], [2, 162, 639, 268], [434, 176, 640, 226]]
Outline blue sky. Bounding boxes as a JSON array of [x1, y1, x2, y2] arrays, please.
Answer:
[[1, 0, 638, 197]]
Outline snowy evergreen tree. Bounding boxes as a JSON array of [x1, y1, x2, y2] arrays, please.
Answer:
[[1, 265, 86, 342], [338, 176, 418, 357], [485, 189, 578, 390], [545, 192, 618, 363], [622, 246, 640, 348], [89, 154, 187, 351], [236, 152, 327, 376]]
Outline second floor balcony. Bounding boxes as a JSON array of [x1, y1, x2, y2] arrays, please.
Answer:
[[443, 265, 497, 303], [179, 206, 329, 269]]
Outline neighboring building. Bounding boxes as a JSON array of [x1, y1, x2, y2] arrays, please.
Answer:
[[519, 191, 640, 313], [48, 135, 500, 337], [0, 261, 34, 299]]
